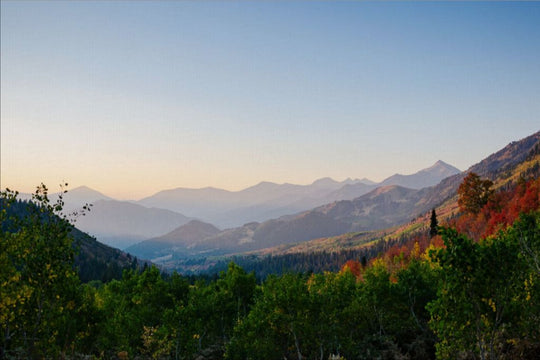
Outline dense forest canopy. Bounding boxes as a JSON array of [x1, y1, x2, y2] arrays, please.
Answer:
[[1, 174, 539, 359]]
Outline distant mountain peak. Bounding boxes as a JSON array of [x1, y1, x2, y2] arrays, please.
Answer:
[[183, 219, 220, 229], [426, 160, 461, 172], [57, 185, 113, 211], [359, 178, 377, 185], [71, 185, 94, 191], [149, 219, 221, 245], [312, 177, 339, 187], [380, 161, 461, 190], [249, 181, 280, 189], [257, 181, 275, 186], [69, 185, 110, 197]]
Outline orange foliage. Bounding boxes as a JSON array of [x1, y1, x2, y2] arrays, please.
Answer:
[[386, 245, 403, 259], [451, 178, 539, 240], [373, 237, 432, 277], [429, 235, 445, 248], [341, 259, 362, 278]]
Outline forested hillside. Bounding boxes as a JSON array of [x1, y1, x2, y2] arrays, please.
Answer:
[[0, 186, 143, 283]]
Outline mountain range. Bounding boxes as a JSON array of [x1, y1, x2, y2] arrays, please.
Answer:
[[11, 131, 538, 274], [137, 161, 459, 228], [54, 160, 459, 250], [125, 132, 539, 263], [264, 131, 540, 257]]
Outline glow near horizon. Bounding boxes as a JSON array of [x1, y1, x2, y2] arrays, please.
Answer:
[[1, 1, 539, 200]]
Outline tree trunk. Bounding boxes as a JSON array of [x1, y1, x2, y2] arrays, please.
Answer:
[[290, 323, 302, 360]]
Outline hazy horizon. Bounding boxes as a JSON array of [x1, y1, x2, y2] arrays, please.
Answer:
[[2, 1, 539, 199], [6, 158, 458, 202]]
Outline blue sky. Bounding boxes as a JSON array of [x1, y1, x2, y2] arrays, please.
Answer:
[[1, 1, 539, 199]]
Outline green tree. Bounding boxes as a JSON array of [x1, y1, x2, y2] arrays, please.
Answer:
[[394, 259, 438, 359], [350, 260, 407, 359], [95, 265, 177, 357], [154, 272, 190, 360], [428, 226, 530, 360], [216, 262, 257, 324], [0, 185, 84, 358], [170, 263, 257, 360], [508, 212, 540, 357], [226, 273, 310, 360], [306, 271, 357, 359]]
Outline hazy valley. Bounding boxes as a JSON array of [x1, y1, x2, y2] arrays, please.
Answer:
[[49, 160, 459, 256], [21, 132, 538, 275]]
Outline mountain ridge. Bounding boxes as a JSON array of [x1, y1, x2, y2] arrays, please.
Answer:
[[125, 132, 539, 267], [379, 160, 461, 189], [136, 160, 459, 227], [125, 219, 221, 260], [59, 160, 461, 251], [74, 199, 192, 249]]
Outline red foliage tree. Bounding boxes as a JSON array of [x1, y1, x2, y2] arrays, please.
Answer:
[[341, 259, 362, 278]]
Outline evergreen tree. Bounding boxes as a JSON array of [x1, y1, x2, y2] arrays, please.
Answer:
[[430, 209, 439, 238]]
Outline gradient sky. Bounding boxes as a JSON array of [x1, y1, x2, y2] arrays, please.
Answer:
[[2, 1, 539, 200]]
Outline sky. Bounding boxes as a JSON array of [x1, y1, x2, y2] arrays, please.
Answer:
[[1, 1, 539, 200]]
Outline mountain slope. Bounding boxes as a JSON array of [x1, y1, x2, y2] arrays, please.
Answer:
[[0, 197, 142, 283], [256, 131, 540, 256], [379, 160, 460, 189], [72, 227, 144, 282], [469, 133, 540, 178], [140, 185, 423, 260], [168, 211, 350, 258], [126, 220, 221, 260], [318, 185, 426, 230], [61, 186, 113, 211], [146, 131, 539, 266], [75, 200, 191, 249], [16, 185, 111, 208], [322, 182, 377, 202], [151, 219, 221, 244]]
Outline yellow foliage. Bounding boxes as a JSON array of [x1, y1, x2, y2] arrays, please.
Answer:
[[412, 241, 421, 259], [482, 298, 497, 313]]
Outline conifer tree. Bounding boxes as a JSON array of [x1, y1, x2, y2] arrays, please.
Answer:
[[430, 209, 439, 238]]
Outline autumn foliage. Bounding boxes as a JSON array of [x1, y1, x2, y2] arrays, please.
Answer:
[[345, 176, 540, 282], [453, 177, 539, 240], [457, 172, 494, 214], [341, 259, 362, 278]]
